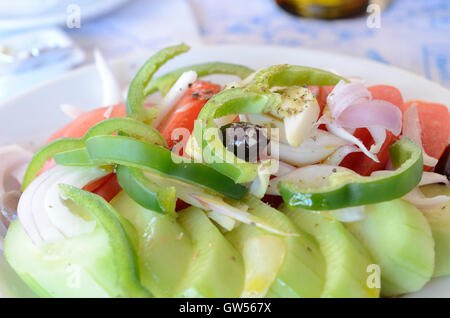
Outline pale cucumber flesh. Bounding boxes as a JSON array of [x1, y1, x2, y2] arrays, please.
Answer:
[[5, 220, 122, 297], [420, 184, 450, 277], [175, 206, 245, 297], [284, 207, 380, 298], [111, 191, 193, 297], [226, 195, 326, 298], [346, 199, 435, 297]]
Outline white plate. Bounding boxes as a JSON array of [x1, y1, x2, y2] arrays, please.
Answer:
[[1, 45, 449, 298], [0, 0, 130, 32]]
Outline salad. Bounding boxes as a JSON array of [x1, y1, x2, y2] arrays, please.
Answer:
[[1, 43, 449, 298]]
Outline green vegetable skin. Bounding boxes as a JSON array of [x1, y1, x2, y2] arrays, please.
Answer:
[[193, 65, 346, 183], [111, 191, 193, 297], [21, 117, 166, 191], [126, 43, 190, 122], [283, 207, 380, 298], [84, 135, 247, 200], [175, 206, 245, 297], [11, 41, 442, 299], [279, 138, 423, 210], [145, 62, 254, 96], [115, 165, 177, 215], [226, 195, 326, 297], [420, 184, 450, 277], [346, 199, 435, 297], [5, 186, 151, 298]]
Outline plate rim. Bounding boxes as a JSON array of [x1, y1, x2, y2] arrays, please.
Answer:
[[1, 43, 449, 298], [1, 43, 449, 110]]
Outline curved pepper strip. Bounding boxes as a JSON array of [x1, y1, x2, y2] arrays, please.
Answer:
[[21, 117, 166, 190], [144, 62, 255, 96], [192, 65, 347, 183], [54, 145, 178, 215], [279, 138, 423, 210], [58, 184, 152, 298], [116, 165, 177, 216], [193, 88, 281, 183], [246, 64, 349, 92], [126, 43, 190, 122], [84, 135, 247, 200]]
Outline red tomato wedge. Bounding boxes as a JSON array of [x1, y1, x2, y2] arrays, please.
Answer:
[[403, 100, 450, 170], [83, 173, 113, 193], [340, 85, 403, 176], [42, 104, 126, 201], [41, 104, 126, 174], [368, 85, 404, 110], [89, 174, 122, 202], [308, 85, 334, 112], [47, 104, 126, 143], [157, 80, 221, 149]]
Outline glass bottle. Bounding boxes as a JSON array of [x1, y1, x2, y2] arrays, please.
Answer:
[[276, 0, 370, 19]]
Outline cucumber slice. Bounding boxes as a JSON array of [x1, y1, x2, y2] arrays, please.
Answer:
[[240, 234, 286, 297], [420, 184, 450, 277], [111, 191, 193, 297], [346, 199, 435, 297], [226, 196, 325, 298], [4, 187, 150, 298], [5, 220, 127, 297], [283, 207, 380, 298], [175, 206, 244, 297]]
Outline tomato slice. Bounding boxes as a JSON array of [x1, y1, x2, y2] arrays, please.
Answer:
[[308, 85, 334, 113], [90, 174, 122, 202], [403, 100, 450, 169], [42, 104, 126, 201], [157, 80, 221, 149], [340, 85, 403, 176], [47, 104, 126, 142]]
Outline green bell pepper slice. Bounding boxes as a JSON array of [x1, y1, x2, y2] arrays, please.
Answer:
[[54, 148, 177, 215], [279, 138, 424, 210], [145, 62, 254, 96], [84, 135, 247, 200], [116, 165, 177, 216], [192, 65, 347, 183], [246, 64, 349, 92], [22, 117, 166, 191], [193, 88, 281, 183], [58, 184, 152, 298], [126, 43, 190, 122]]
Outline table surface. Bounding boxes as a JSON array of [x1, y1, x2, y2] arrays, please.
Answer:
[[1, 0, 450, 101]]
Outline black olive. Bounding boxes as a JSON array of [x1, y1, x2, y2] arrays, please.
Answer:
[[435, 144, 450, 181], [219, 122, 270, 163]]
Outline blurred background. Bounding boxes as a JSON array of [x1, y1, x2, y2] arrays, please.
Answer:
[[0, 0, 449, 102]]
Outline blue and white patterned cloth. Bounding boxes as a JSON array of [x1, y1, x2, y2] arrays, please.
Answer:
[[190, 0, 450, 88], [1, 0, 449, 101]]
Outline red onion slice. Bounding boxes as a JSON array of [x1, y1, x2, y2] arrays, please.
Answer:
[[368, 126, 387, 154], [323, 81, 403, 163], [18, 166, 109, 246], [327, 81, 371, 119], [337, 100, 402, 136], [419, 172, 449, 186], [152, 70, 198, 127], [372, 171, 450, 210], [94, 49, 122, 106], [324, 145, 361, 165], [326, 123, 379, 162], [403, 187, 449, 210], [275, 129, 349, 166], [190, 193, 297, 237]]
